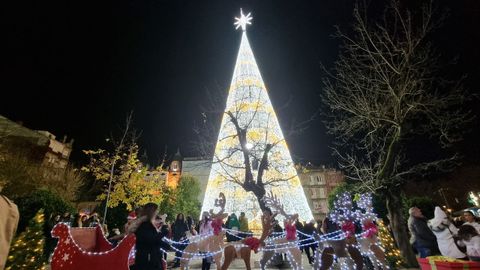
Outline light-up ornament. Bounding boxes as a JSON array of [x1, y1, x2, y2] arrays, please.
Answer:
[[234, 8, 252, 31]]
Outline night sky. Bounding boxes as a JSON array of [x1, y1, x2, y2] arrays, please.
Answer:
[[2, 0, 480, 166]]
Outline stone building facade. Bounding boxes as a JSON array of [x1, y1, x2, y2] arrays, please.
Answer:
[[297, 165, 345, 221], [0, 115, 73, 169]]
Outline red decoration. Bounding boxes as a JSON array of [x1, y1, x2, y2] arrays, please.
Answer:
[[417, 258, 480, 270], [362, 220, 378, 238], [285, 222, 297, 241], [127, 211, 136, 220], [51, 223, 135, 270], [243, 237, 261, 253], [341, 220, 355, 238], [211, 218, 223, 236]]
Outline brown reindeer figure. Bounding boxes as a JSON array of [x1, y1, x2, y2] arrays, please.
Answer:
[[180, 193, 228, 270], [260, 192, 303, 270], [356, 194, 389, 270], [358, 219, 388, 270], [312, 234, 364, 270], [312, 192, 365, 270], [220, 211, 275, 270]]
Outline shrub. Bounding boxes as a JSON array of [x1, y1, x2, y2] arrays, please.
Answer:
[[16, 189, 75, 233]]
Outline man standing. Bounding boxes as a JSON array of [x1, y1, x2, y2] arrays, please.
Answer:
[[408, 207, 439, 258]]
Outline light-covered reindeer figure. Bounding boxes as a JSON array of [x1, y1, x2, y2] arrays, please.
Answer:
[[356, 193, 388, 270], [313, 192, 363, 270], [180, 193, 228, 270], [220, 211, 276, 270], [260, 191, 303, 270]]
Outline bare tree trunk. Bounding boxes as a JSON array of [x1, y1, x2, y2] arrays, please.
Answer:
[[386, 191, 418, 267], [253, 189, 267, 211], [243, 178, 267, 211]]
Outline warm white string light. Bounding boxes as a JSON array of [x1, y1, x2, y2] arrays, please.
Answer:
[[201, 8, 314, 228]]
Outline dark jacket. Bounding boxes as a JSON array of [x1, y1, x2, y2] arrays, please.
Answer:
[[135, 221, 165, 270], [159, 224, 170, 252], [303, 223, 315, 235], [323, 217, 338, 234], [172, 220, 189, 241], [412, 216, 438, 249], [303, 223, 316, 246]]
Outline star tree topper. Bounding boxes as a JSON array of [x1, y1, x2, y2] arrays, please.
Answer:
[[234, 8, 252, 31]]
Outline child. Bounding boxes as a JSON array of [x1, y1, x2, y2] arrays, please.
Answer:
[[457, 225, 480, 262]]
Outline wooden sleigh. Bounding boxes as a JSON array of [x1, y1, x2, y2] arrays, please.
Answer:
[[50, 223, 135, 270]]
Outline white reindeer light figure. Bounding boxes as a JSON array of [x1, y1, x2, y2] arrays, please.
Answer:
[[260, 191, 303, 270], [180, 193, 228, 270]]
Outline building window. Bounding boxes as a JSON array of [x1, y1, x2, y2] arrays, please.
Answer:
[[318, 188, 326, 198], [313, 201, 322, 212], [316, 175, 325, 184], [309, 175, 315, 185], [319, 201, 328, 213], [172, 162, 178, 171]]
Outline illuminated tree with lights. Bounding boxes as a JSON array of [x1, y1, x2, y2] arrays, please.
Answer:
[[200, 9, 313, 228], [377, 219, 404, 268], [321, 1, 471, 266], [5, 209, 47, 270]]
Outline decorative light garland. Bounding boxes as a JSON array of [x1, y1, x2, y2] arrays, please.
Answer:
[[45, 192, 395, 269]]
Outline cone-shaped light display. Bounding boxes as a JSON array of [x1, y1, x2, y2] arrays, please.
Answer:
[[201, 9, 313, 228]]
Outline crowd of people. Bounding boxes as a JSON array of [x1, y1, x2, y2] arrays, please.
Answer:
[[47, 211, 105, 231], [408, 207, 480, 262], [45, 211, 108, 258], [98, 203, 329, 270], [45, 203, 480, 269]]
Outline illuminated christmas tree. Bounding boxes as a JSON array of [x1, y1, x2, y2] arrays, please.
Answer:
[[6, 209, 47, 270], [377, 219, 404, 268], [201, 9, 313, 228]]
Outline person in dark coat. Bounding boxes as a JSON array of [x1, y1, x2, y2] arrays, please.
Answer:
[[171, 213, 189, 267], [134, 203, 165, 270], [295, 219, 305, 253], [155, 214, 170, 261], [322, 215, 338, 234], [303, 220, 317, 264], [409, 207, 440, 258]]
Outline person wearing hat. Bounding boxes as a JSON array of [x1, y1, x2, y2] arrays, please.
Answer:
[[408, 207, 440, 258], [109, 208, 146, 244], [463, 211, 480, 234], [428, 206, 466, 259], [127, 207, 147, 234]]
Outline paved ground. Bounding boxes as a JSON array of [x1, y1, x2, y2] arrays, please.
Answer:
[[46, 251, 420, 269], [168, 252, 313, 269], [166, 252, 420, 269]]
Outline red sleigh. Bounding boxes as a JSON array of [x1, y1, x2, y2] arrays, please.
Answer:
[[51, 223, 135, 270]]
